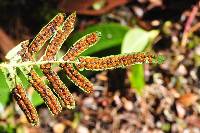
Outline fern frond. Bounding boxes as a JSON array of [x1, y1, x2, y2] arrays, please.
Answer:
[[62, 63, 94, 93], [28, 13, 65, 55], [12, 84, 39, 126], [29, 70, 62, 115], [60, 32, 101, 93], [40, 12, 76, 108], [19, 33, 62, 116], [62, 32, 101, 61], [75, 52, 164, 71], [0, 12, 165, 126]]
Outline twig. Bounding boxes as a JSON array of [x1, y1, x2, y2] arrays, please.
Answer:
[[181, 2, 199, 46], [189, 22, 200, 33]]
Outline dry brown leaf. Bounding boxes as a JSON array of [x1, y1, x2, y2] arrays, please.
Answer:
[[0, 28, 15, 56], [177, 93, 198, 107], [59, 0, 131, 16]]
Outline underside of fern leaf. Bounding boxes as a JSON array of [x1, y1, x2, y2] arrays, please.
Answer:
[[0, 12, 165, 126]]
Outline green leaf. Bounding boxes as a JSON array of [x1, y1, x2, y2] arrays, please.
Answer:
[[16, 67, 30, 89], [129, 64, 144, 94], [31, 91, 43, 106], [154, 55, 166, 64], [121, 28, 159, 53], [65, 23, 130, 55], [0, 68, 12, 107], [121, 28, 159, 93], [33, 65, 45, 77]]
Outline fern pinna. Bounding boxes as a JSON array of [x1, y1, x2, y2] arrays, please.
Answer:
[[0, 12, 165, 126]]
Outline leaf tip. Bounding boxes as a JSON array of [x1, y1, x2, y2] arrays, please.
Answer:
[[71, 11, 77, 16], [158, 55, 165, 64], [58, 12, 66, 17], [95, 31, 102, 38], [153, 55, 165, 64], [66, 103, 76, 109]]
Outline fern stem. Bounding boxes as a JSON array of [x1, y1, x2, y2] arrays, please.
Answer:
[[0, 60, 80, 69], [0, 54, 165, 69]]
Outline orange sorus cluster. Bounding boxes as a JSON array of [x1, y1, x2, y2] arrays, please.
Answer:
[[40, 63, 75, 108], [61, 64, 93, 93], [43, 13, 76, 61], [29, 70, 62, 115], [41, 67, 75, 108], [18, 40, 33, 62], [76, 53, 155, 71], [28, 13, 65, 54], [18, 29, 62, 116], [42, 30, 64, 61], [12, 84, 39, 126], [18, 39, 63, 114], [18, 39, 63, 115], [63, 32, 101, 61], [62, 12, 76, 32], [60, 32, 100, 93], [40, 13, 76, 108]]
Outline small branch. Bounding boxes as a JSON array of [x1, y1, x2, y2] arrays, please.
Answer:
[[181, 2, 199, 46], [189, 22, 200, 34]]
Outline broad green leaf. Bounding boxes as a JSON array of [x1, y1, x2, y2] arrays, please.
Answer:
[[121, 28, 159, 93], [121, 28, 159, 53], [16, 68, 30, 89], [33, 65, 45, 77], [31, 91, 43, 106], [65, 23, 130, 55], [0, 68, 12, 107], [129, 64, 144, 93]]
